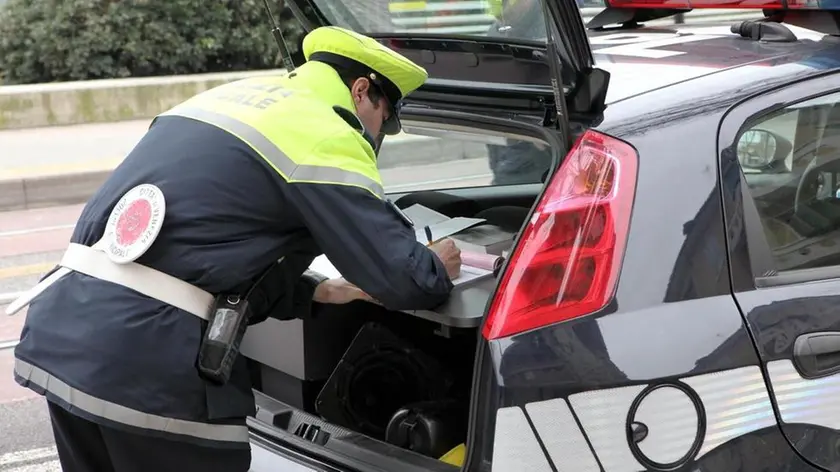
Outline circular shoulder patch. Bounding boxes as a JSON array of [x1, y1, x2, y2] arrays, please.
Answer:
[[103, 184, 166, 264]]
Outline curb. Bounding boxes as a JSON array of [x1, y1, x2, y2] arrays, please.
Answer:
[[0, 170, 112, 212], [0, 137, 489, 212]]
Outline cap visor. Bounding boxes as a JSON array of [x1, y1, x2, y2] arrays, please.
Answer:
[[381, 112, 401, 135]]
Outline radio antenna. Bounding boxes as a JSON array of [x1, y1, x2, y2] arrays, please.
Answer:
[[262, 0, 296, 72]]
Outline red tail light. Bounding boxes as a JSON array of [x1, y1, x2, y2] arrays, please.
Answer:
[[482, 130, 638, 340]]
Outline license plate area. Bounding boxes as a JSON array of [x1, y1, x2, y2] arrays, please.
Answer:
[[250, 441, 325, 472]]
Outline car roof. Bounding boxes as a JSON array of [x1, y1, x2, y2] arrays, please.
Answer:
[[589, 22, 840, 104]]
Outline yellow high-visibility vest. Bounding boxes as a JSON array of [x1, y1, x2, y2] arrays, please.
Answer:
[[156, 61, 384, 199]]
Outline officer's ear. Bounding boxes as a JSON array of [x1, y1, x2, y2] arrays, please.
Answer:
[[349, 78, 363, 105], [349, 77, 375, 107]]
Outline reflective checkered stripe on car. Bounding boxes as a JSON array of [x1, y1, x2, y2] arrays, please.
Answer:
[[492, 364, 786, 471]]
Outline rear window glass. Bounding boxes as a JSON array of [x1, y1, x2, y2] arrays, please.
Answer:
[[308, 0, 549, 42], [378, 121, 553, 192]]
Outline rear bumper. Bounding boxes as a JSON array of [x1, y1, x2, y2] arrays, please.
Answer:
[[249, 434, 348, 472]]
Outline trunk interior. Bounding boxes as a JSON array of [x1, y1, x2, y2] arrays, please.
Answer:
[[242, 112, 566, 471], [246, 304, 480, 472]]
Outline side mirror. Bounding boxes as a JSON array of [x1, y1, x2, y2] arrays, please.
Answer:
[[737, 129, 793, 171]]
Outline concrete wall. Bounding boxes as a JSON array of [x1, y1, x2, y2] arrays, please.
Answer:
[[0, 69, 286, 131]]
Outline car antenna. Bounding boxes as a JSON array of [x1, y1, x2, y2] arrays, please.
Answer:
[[262, 0, 296, 72]]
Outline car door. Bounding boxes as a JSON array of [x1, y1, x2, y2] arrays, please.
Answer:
[[721, 71, 840, 471]]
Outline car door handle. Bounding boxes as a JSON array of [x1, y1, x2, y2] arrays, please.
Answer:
[[793, 332, 840, 379]]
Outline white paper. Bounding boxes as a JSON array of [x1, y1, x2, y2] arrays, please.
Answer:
[[415, 217, 486, 244], [402, 203, 486, 243], [310, 254, 342, 279], [308, 204, 488, 284], [452, 264, 493, 287], [402, 203, 449, 227]]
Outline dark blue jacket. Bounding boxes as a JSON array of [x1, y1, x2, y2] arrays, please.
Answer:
[[13, 107, 453, 449]]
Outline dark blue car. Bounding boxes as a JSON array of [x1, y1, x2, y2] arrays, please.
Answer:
[[239, 0, 840, 470]]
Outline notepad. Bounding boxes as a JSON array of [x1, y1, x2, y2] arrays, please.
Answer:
[[307, 203, 498, 287], [452, 264, 493, 286]]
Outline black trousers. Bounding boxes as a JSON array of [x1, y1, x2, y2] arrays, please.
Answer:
[[47, 401, 251, 472]]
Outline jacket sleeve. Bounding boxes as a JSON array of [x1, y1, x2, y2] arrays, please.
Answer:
[[246, 253, 326, 324], [283, 182, 454, 311]]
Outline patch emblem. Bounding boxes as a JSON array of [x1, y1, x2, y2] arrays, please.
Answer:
[[103, 184, 166, 264]]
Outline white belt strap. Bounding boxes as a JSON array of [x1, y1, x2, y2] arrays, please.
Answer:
[[5, 183, 216, 319], [6, 243, 214, 320], [63, 243, 214, 319]]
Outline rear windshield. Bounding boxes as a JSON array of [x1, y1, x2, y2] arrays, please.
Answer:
[[379, 119, 554, 193], [309, 0, 550, 42]]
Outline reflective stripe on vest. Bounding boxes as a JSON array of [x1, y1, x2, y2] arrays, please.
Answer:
[[14, 358, 249, 444], [163, 106, 385, 199], [156, 64, 384, 199]]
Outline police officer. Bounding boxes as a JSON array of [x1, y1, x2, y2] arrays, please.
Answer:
[[9, 26, 461, 472], [487, 0, 546, 39]]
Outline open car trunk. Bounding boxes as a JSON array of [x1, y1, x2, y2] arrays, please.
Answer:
[[242, 108, 567, 471], [241, 0, 609, 470]]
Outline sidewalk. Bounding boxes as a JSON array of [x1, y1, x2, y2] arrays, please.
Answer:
[[0, 120, 150, 211], [0, 119, 149, 180]]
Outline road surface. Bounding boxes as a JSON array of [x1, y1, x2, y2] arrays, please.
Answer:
[[0, 205, 73, 471]]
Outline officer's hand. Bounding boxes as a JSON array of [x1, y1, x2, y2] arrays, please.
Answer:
[[313, 278, 379, 305], [429, 238, 462, 279]]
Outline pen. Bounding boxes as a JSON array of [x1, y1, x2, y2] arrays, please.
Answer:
[[424, 225, 433, 246]]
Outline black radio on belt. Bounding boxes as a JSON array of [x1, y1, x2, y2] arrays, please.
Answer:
[[198, 262, 279, 385], [198, 294, 251, 385]]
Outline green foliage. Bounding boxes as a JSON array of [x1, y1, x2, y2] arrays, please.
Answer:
[[0, 0, 305, 84]]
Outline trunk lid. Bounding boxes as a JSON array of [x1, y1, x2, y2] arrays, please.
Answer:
[[283, 0, 610, 148]]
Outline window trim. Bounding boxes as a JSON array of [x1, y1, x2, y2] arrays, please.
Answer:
[[718, 71, 840, 289], [756, 264, 840, 288], [738, 168, 776, 279]]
